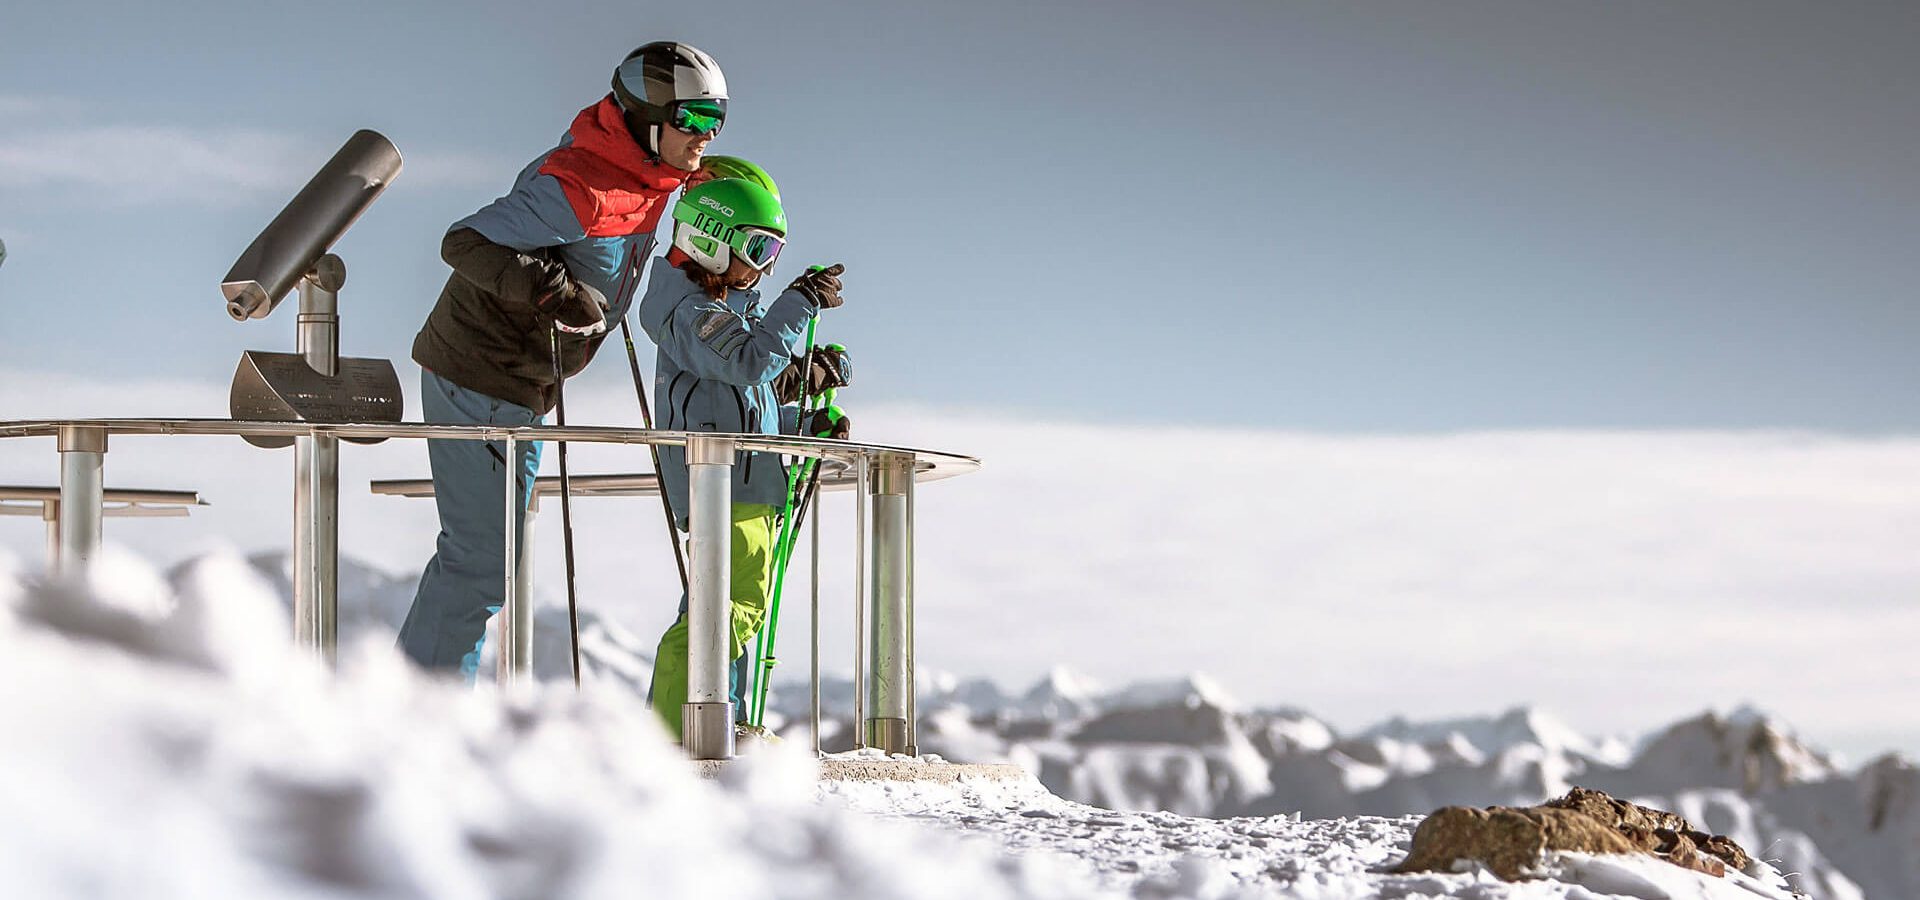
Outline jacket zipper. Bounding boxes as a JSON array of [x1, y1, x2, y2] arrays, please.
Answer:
[[668, 372, 692, 428], [733, 387, 752, 484]]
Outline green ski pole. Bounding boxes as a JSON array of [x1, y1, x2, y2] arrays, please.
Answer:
[[745, 315, 820, 723], [750, 403, 838, 724]]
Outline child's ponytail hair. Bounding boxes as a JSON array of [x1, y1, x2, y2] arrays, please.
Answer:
[[676, 258, 731, 301]]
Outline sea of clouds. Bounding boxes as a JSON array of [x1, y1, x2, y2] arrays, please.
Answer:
[[3, 370, 1917, 762]]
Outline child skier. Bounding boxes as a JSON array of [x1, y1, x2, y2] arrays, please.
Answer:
[[637, 175, 851, 741]]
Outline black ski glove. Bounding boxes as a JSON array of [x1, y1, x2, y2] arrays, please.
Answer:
[[772, 345, 853, 404], [805, 406, 850, 440], [787, 263, 845, 309], [548, 279, 610, 336]]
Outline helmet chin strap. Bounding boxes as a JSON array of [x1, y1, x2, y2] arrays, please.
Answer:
[[618, 119, 664, 162]]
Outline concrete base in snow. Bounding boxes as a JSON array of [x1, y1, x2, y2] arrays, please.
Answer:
[[692, 757, 1030, 783]]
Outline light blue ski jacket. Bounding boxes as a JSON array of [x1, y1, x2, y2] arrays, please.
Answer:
[[638, 256, 821, 527]]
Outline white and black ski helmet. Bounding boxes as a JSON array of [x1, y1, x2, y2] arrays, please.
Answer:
[[611, 42, 727, 154]]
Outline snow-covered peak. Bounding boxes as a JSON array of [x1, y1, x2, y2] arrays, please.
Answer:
[[1625, 709, 1837, 794], [1245, 709, 1339, 757], [1102, 672, 1242, 714], [1361, 705, 1624, 766], [1017, 665, 1104, 720], [920, 670, 1009, 715]]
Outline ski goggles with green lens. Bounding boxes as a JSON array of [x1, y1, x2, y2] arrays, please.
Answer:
[[669, 99, 727, 136], [731, 227, 785, 271]]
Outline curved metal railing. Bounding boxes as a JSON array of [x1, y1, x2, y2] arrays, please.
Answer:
[[0, 417, 978, 760]]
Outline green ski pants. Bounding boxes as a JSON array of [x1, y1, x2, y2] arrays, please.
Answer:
[[649, 502, 778, 741]]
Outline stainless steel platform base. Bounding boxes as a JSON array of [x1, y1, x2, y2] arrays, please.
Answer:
[[683, 701, 736, 760], [865, 717, 911, 756]]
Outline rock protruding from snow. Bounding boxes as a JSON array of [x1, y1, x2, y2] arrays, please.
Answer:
[[1543, 787, 1753, 874], [1398, 804, 1642, 880], [1398, 788, 1776, 886]]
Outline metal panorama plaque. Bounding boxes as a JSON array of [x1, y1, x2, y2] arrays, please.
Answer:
[[230, 351, 404, 448]]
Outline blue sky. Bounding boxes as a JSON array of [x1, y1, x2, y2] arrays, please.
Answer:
[[3, 0, 1916, 430]]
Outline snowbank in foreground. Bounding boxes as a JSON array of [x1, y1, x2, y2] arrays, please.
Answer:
[[0, 551, 1808, 898], [0, 549, 1097, 900]]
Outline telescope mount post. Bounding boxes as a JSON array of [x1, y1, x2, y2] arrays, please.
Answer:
[[292, 254, 344, 664]]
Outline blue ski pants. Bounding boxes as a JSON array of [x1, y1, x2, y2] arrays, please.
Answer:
[[398, 368, 543, 673]]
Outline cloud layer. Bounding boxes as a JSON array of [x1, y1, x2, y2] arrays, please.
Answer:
[[1, 371, 1916, 759], [0, 98, 506, 203]]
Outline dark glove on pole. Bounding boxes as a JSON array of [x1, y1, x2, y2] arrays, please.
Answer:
[[786, 263, 845, 309], [547, 279, 610, 336], [805, 406, 850, 441], [773, 344, 853, 405]]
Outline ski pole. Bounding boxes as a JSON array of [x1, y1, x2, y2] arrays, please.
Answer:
[[747, 318, 822, 724], [619, 315, 691, 597], [751, 403, 839, 723], [784, 405, 842, 532], [551, 329, 583, 688], [752, 462, 810, 723]]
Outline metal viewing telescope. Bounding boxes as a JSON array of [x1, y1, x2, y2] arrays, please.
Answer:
[[220, 129, 405, 663]]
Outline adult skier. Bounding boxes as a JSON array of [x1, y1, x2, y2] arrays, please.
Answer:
[[398, 41, 729, 675], [637, 175, 851, 741]]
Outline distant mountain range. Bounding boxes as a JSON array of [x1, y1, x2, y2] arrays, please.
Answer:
[[221, 552, 1914, 900], [856, 669, 1909, 900]]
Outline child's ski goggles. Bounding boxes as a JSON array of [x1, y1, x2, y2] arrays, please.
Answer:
[[670, 99, 727, 136], [732, 227, 784, 271]]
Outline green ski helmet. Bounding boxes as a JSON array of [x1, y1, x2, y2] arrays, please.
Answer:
[[697, 155, 780, 200], [672, 178, 787, 275]]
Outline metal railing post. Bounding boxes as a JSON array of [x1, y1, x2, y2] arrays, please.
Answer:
[[905, 457, 918, 757], [684, 435, 736, 759], [499, 434, 532, 684], [43, 499, 59, 571], [811, 479, 823, 757], [292, 259, 343, 663], [853, 451, 868, 749], [865, 452, 913, 754], [518, 495, 538, 630], [56, 426, 106, 574]]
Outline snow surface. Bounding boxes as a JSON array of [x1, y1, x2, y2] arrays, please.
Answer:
[[0, 549, 1820, 899], [113, 552, 1916, 898], [883, 668, 1908, 900]]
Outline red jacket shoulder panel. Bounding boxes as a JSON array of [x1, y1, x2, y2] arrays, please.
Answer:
[[539, 97, 689, 238]]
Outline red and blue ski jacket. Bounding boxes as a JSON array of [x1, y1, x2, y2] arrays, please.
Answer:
[[412, 96, 690, 413]]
